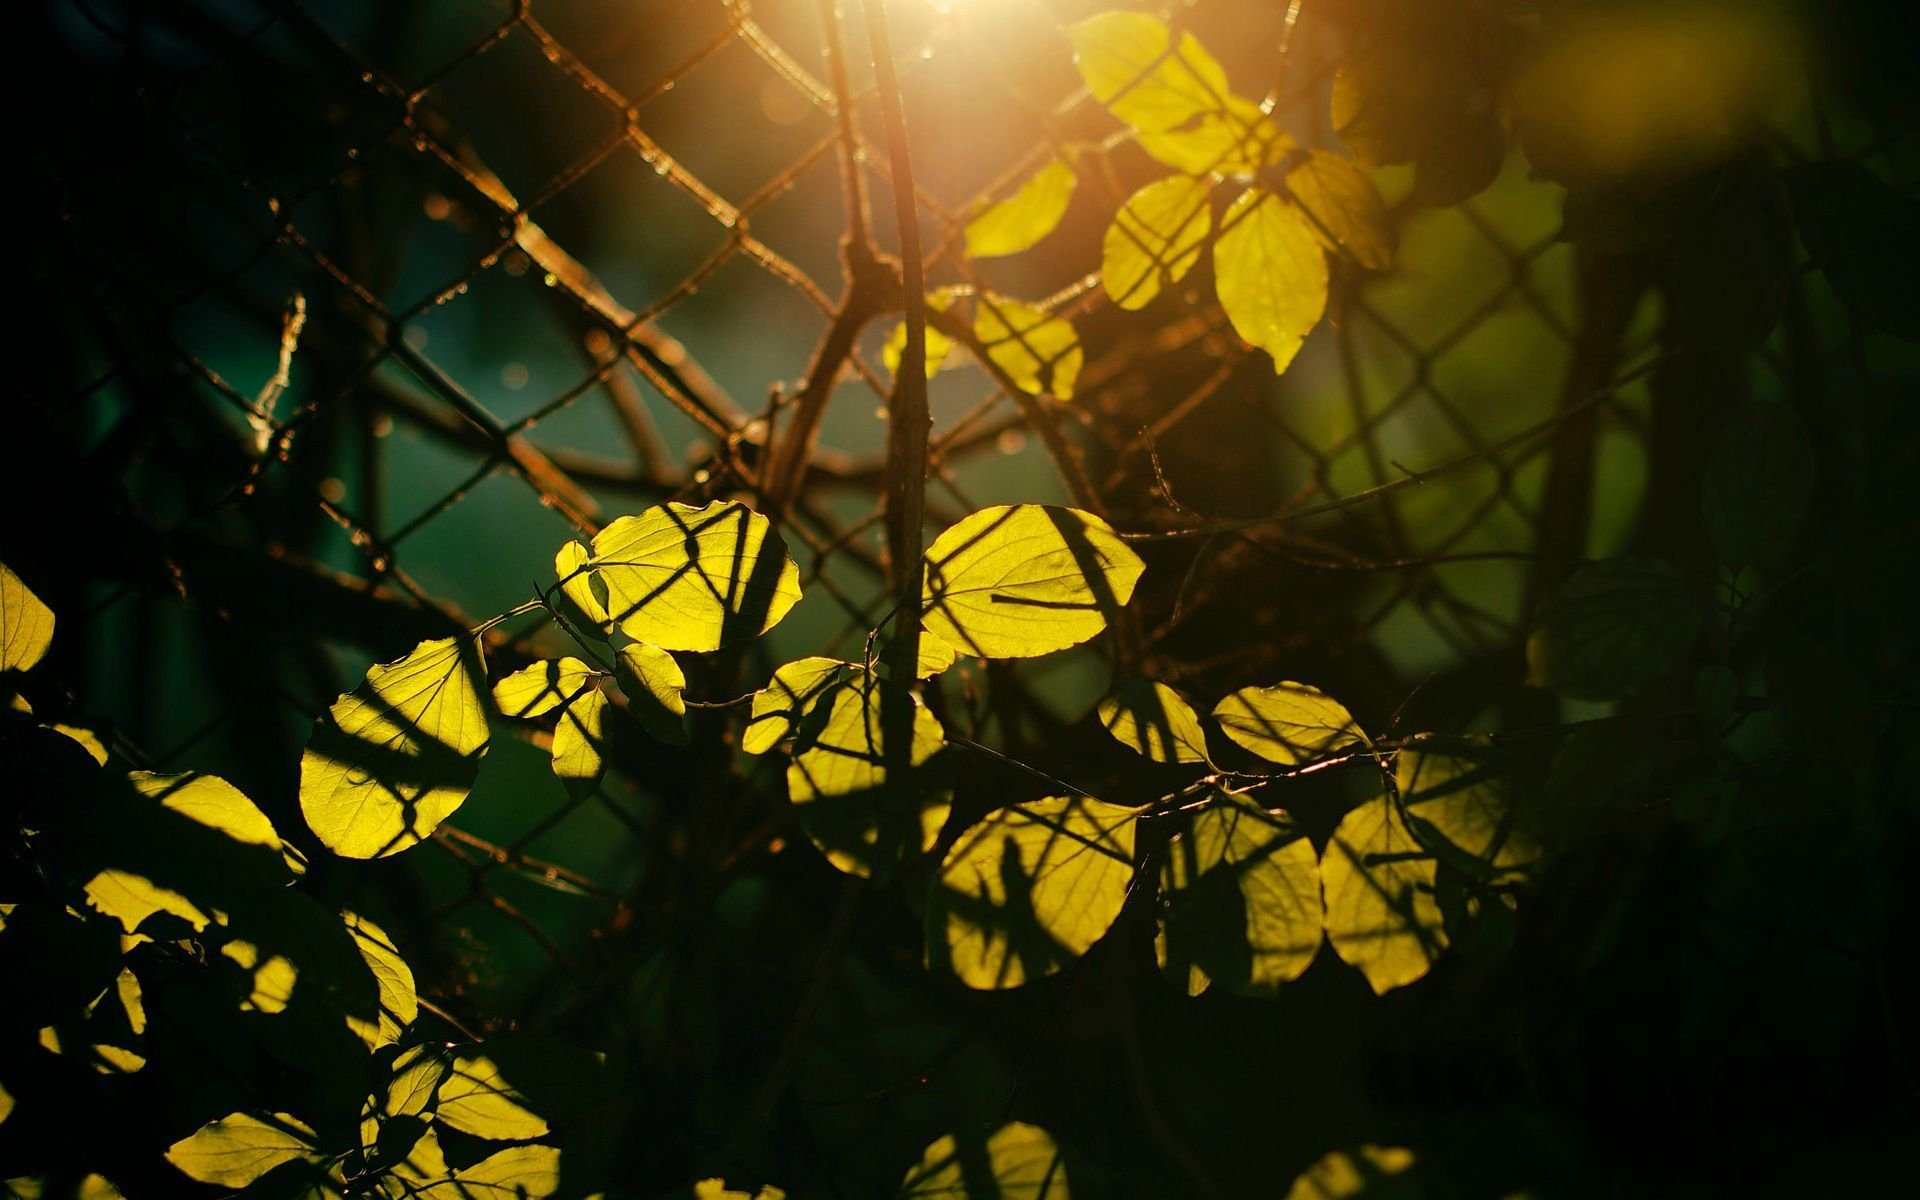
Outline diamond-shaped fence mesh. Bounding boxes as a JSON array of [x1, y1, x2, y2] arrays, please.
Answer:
[[25, 0, 1682, 1016]]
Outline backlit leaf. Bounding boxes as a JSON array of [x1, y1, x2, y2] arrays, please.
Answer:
[[900, 1121, 1068, 1199], [743, 657, 855, 756], [1214, 188, 1328, 374], [0, 563, 54, 674], [221, 940, 298, 1013], [786, 676, 950, 880], [551, 686, 610, 798], [933, 795, 1138, 990], [1285, 150, 1395, 270], [965, 158, 1077, 259], [1137, 94, 1289, 176], [1526, 557, 1701, 701], [1397, 748, 1537, 881], [165, 1112, 322, 1188], [617, 642, 688, 745], [884, 288, 961, 381], [1102, 175, 1212, 311], [975, 294, 1082, 398], [1285, 1145, 1419, 1200], [585, 501, 802, 651], [921, 505, 1145, 660], [1070, 11, 1230, 133], [1098, 680, 1208, 764], [1212, 683, 1367, 766], [425, 1144, 562, 1199], [85, 771, 294, 933], [436, 1052, 549, 1140], [695, 1181, 787, 1200], [554, 540, 610, 633], [1321, 796, 1445, 993], [342, 911, 416, 1049], [1158, 793, 1321, 995], [492, 658, 594, 719], [301, 637, 491, 859]]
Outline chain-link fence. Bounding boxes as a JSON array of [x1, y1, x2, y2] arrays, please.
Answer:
[[21, 0, 1909, 1190]]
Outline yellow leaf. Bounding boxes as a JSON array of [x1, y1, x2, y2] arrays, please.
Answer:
[[86, 771, 295, 932], [883, 288, 962, 381], [786, 677, 950, 879], [921, 505, 1144, 660], [300, 637, 491, 859], [492, 658, 594, 719], [1285, 1145, 1418, 1200], [1321, 796, 1445, 993], [83, 871, 210, 934], [586, 502, 801, 652], [742, 657, 853, 756], [551, 687, 610, 797], [616, 642, 688, 745], [342, 911, 416, 1049], [1398, 748, 1538, 878], [164, 1112, 321, 1188], [0, 563, 54, 674], [900, 1121, 1068, 1199], [436, 1053, 549, 1140], [436, 1144, 562, 1199], [1138, 93, 1291, 176], [1157, 794, 1321, 996], [221, 940, 299, 1013], [695, 1180, 788, 1200], [51, 723, 108, 765], [553, 539, 610, 631], [1285, 150, 1396, 271], [1212, 682, 1367, 766], [934, 796, 1137, 989], [1102, 175, 1212, 311], [1213, 188, 1329, 374], [1070, 11, 1231, 133], [1098, 680, 1209, 764], [965, 158, 1078, 258], [974, 294, 1082, 398]]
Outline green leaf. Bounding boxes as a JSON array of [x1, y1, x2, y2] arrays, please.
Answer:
[[787, 676, 951, 880], [921, 505, 1145, 660], [584, 501, 802, 652], [1212, 682, 1367, 766], [974, 294, 1082, 398], [1157, 793, 1322, 996], [492, 658, 594, 719], [1137, 93, 1289, 176], [884, 288, 962, 381], [743, 657, 855, 756], [1527, 557, 1701, 701], [1285, 150, 1395, 271], [1, 563, 54, 674], [300, 636, 491, 859], [965, 158, 1077, 259], [1097, 679, 1209, 764], [1102, 175, 1212, 311], [551, 686, 610, 798], [341, 911, 416, 1050], [932, 795, 1137, 990], [164, 1112, 322, 1188], [617, 642, 689, 745], [1213, 188, 1329, 374], [1321, 796, 1445, 994], [1070, 11, 1230, 133], [1702, 400, 1814, 566], [1285, 1145, 1419, 1200], [900, 1121, 1067, 1199], [1785, 160, 1920, 342]]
